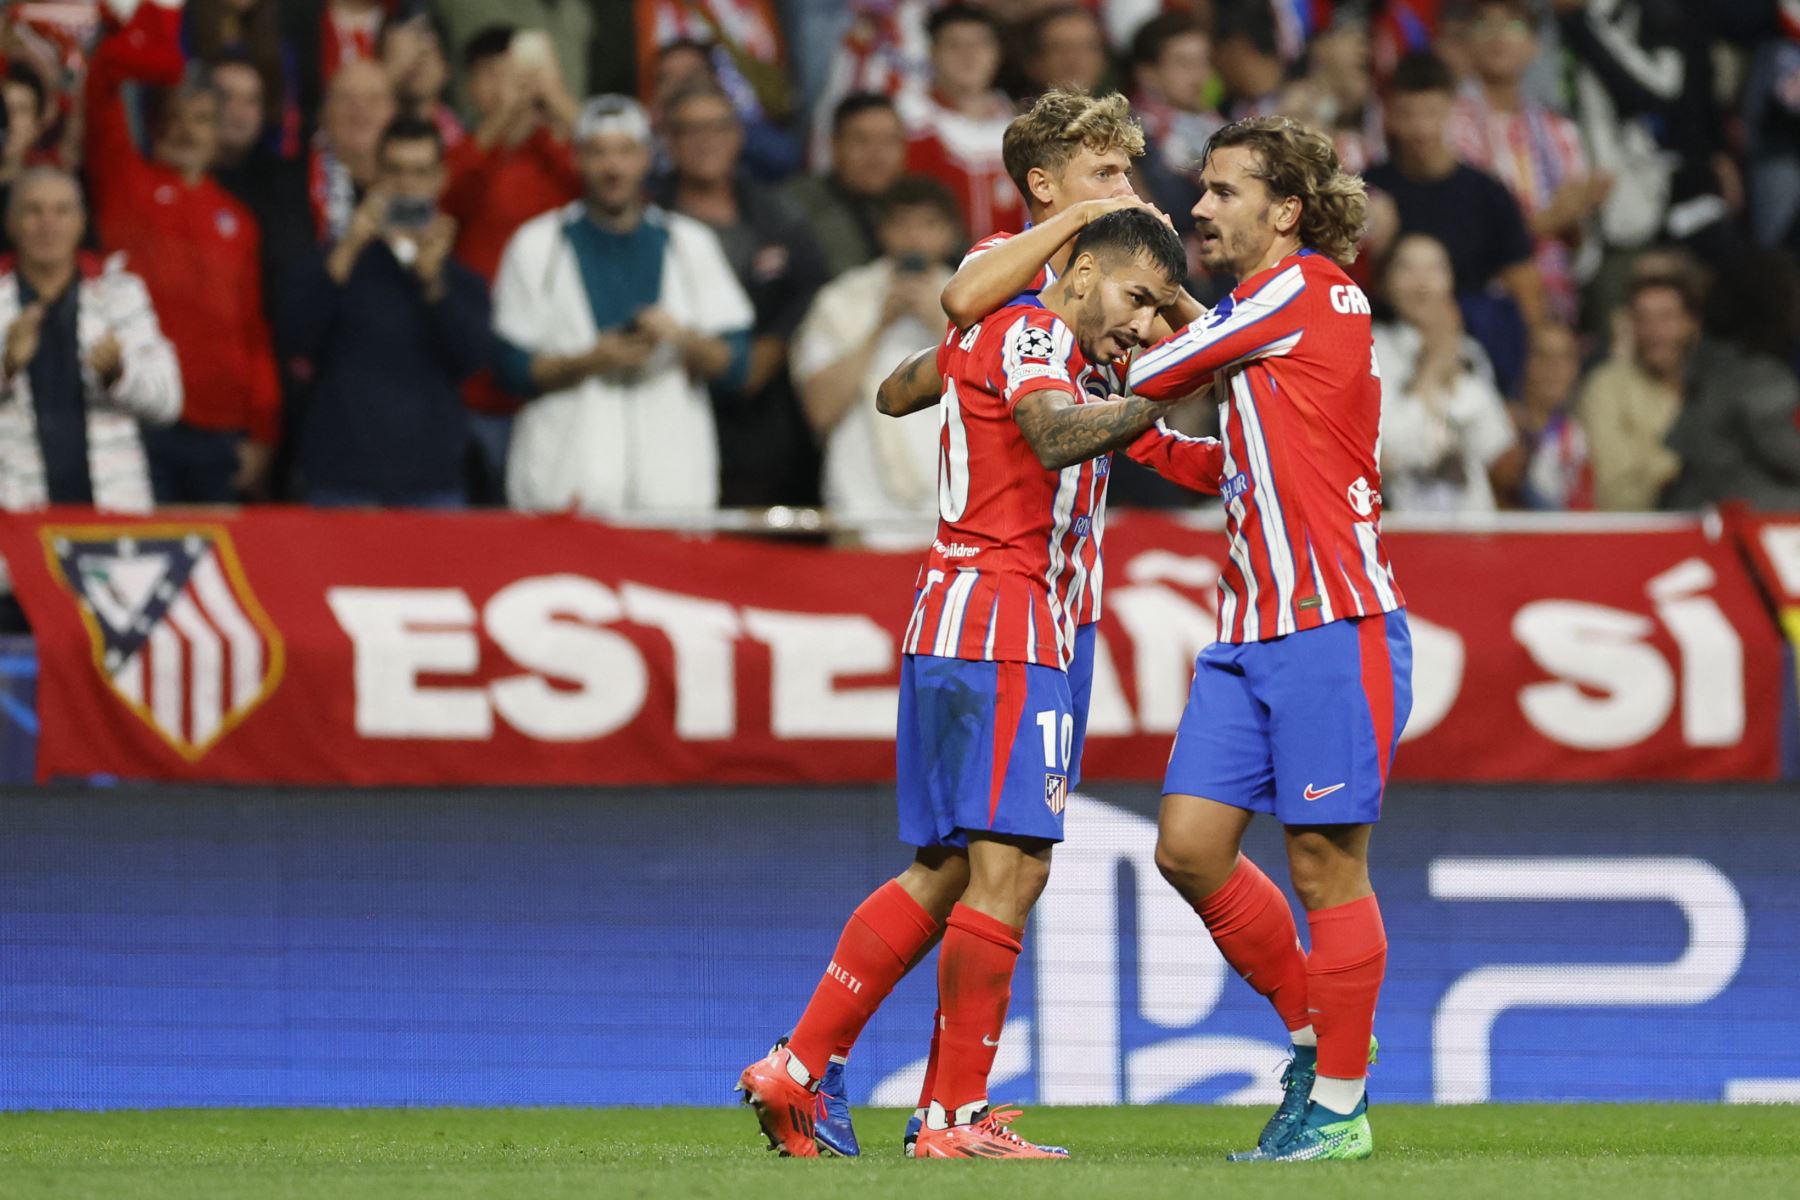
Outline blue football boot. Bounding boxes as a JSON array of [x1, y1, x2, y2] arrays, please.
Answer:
[[813, 1056, 860, 1157], [1243, 1034, 1378, 1157], [1230, 1093, 1374, 1162]]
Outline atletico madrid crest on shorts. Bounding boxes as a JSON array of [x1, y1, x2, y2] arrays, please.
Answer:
[[41, 526, 284, 761], [1044, 773, 1068, 816]]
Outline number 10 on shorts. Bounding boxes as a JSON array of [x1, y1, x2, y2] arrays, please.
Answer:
[[1036, 710, 1074, 769]]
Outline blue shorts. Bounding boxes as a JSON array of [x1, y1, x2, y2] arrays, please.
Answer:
[[896, 649, 1077, 849], [1163, 610, 1412, 826]]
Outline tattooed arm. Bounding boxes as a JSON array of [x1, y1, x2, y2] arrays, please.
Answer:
[[876, 346, 944, 417], [1013, 387, 1161, 471]]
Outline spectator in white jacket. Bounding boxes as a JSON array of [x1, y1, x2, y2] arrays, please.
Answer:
[[492, 95, 752, 516], [0, 168, 182, 513], [1374, 232, 1524, 513]]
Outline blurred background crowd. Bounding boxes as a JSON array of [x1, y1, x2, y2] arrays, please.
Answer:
[[2, 0, 1799, 535]]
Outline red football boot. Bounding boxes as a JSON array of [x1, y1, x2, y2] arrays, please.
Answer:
[[912, 1107, 1069, 1159], [736, 1046, 821, 1157]]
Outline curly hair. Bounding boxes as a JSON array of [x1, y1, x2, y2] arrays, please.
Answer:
[[1002, 88, 1146, 198], [1202, 116, 1367, 266]]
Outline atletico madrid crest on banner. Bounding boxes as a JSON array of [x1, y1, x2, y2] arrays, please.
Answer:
[[40, 526, 283, 760]]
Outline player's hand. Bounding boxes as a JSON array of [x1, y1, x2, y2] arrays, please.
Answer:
[[587, 329, 659, 374], [1076, 194, 1150, 226], [3, 300, 46, 378], [85, 331, 124, 387]]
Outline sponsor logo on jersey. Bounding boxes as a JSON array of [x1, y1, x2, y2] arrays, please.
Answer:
[[1347, 476, 1381, 517], [1072, 515, 1092, 538], [1221, 472, 1252, 503], [932, 539, 981, 559]]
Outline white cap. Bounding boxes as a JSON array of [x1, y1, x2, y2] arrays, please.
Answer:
[[576, 95, 653, 146]]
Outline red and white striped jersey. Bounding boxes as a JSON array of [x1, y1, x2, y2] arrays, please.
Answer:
[[903, 300, 1121, 667], [960, 228, 1058, 295], [1128, 249, 1405, 643]]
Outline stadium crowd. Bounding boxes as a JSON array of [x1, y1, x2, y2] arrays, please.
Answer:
[[1, 0, 1799, 529]]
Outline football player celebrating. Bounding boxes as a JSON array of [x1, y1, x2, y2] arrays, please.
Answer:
[[799, 88, 1224, 1161], [738, 209, 1189, 1160], [1127, 117, 1412, 1163]]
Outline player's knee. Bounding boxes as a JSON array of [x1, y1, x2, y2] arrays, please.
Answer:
[[1285, 831, 1367, 911], [1154, 833, 1224, 901], [896, 855, 970, 920]]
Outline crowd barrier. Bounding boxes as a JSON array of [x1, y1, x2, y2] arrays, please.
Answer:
[[0, 507, 1796, 785], [1, 782, 1793, 1111]]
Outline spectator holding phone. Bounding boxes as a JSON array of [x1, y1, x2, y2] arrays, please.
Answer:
[[791, 176, 961, 547], [85, 0, 282, 503], [281, 116, 489, 507], [492, 95, 752, 516]]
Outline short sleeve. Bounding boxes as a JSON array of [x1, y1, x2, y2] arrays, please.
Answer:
[[997, 313, 1077, 409], [959, 232, 1010, 269]]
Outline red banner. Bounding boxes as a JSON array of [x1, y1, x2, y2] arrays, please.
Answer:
[[0, 508, 1785, 784]]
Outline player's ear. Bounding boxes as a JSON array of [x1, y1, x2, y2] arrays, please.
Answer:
[[1073, 251, 1097, 294], [1276, 195, 1302, 238], [1026, 165, 1056, 208]]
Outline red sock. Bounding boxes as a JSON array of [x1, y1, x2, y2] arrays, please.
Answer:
[[1306, 894, 1387, 1079], [930, 903, 1023, 1117], [914, 1007, 942, 1111], [787, 880, 940, 1079], [1195, 856, 1311, 1032]]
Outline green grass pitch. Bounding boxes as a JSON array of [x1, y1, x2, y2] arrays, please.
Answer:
[[2, 1104, 1795, 1199]]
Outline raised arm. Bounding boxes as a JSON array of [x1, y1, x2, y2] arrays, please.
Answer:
[[876, 346, 944, 417], [1128, 263, 1309, 401], [84, 1, 186, 201], [942, 198, 1140, 330]]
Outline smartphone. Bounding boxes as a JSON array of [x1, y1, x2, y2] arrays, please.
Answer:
[[386, 194, 435, 231], [510, 29, 556, 73], [895, 252, 930, 274]]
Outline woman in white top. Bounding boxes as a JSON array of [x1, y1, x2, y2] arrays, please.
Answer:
[[1373, 232, 1524, 513]]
